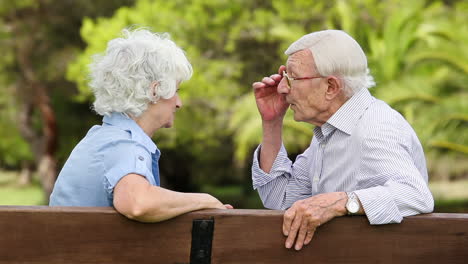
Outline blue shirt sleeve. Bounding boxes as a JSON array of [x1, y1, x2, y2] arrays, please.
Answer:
[[99, 139, 155, 197]]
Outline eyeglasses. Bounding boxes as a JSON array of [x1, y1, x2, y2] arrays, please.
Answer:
[[282, 70, 323, 89]]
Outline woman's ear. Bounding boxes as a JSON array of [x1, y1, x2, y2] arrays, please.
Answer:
[[150, 81, 159, 103]]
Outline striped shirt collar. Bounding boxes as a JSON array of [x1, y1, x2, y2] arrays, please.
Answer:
[[102, 112, 157, 154], [325, 88, 375, 136]]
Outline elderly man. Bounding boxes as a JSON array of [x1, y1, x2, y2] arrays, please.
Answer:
[[251, 30, 434, 250]]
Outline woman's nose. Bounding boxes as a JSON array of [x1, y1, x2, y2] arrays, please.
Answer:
[[175, 94, 182, 108]]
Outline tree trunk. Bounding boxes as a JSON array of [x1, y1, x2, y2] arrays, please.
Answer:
[[16, 82, 58, 201], [10, 5, 58, 201], [34, 82, 58, 202], [18, 161, 33, 186], [37, 154, 57, 201]]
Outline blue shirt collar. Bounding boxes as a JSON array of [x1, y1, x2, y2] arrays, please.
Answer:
[[102, 112, 157, 154]]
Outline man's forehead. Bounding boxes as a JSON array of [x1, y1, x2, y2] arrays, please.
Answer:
[[286, 49, 314, 70]]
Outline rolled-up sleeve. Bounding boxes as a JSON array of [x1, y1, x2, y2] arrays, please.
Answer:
[[252, 144, 292, 189], [100, 140, 154, 197], [252, 144, 313, 209]]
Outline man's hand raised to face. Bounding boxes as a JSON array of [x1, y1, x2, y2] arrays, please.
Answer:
[[253, 65, 289, 122], [283, 192, 348, 250]]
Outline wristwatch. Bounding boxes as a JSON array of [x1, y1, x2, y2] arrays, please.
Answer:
[[346, 192, 360, 215]]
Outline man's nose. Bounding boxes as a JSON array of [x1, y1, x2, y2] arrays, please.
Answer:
[[277, 77, 290, 94]]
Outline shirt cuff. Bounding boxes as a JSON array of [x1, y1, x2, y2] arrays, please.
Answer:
[[355, 186, 403, 225], [252, 144, 292, 190]]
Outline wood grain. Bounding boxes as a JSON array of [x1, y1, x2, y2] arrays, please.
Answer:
[[0, 207, 467, 264]]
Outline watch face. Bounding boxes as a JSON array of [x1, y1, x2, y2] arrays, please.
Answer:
[[348, 201, 359, 213]]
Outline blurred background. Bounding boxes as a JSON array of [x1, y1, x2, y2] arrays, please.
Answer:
[[0, 0, 467, 212]]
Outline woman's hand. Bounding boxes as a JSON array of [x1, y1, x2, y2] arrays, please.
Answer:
[[114, 174, 233, 222], [202, 193, 233, 209]]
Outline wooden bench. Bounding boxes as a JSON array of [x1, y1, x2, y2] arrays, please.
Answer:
[[0, 206, 467, 263]]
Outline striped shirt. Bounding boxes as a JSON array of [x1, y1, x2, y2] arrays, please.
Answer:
[[252, 88, 434, 225]]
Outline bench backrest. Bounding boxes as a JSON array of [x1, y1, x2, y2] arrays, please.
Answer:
[[0, 206, 467, 264]]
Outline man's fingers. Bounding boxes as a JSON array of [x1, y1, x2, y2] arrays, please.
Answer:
[[253, 66, 286, 88], [252, 82, 266, 89], [304, 228, 316, 246], [285, 214, 302, 249], [224, 204, 234, 209], [293, 218, 309, 250], [270, 73, 283, 82], [261, 77, 276, 86], [277, 65, 286, 75], [283, 208, 296, 236]]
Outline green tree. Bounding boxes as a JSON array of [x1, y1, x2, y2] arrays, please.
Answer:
[[326, 0, 468, 179], [67, 0, 275, 195], [230, 0, 468, 179], [66, 0, 467, 206], [0, 0, 135, 201]]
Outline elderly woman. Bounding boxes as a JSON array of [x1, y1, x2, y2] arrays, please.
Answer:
[[49, 29, 232, 222]]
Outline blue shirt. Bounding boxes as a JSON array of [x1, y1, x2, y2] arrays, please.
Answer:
[[49, 112, 161, 206], [252, 88, 434, 224]]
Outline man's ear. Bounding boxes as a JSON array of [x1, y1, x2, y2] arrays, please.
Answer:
[[325, 76, 342, 100]]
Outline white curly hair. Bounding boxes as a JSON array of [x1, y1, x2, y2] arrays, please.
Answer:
[[285, 30, 375, 97], [89, 28, 193, 117]]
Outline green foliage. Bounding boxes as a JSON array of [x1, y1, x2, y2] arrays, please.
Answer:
[[0, 4, 30, 167], [0, 28, 32, 166], [67, 0, 467, 186], [0, 0, 37, 15], [67, 0, 251, 188], [0, 93, 33, 167], [0, 0, 464, 208], [0, 0, 137, 177], [363, 0, 468, 164], [240, 0, 468, 176]]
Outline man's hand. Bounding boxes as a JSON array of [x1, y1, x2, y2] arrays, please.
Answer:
[[283, 192, 348, 250], [253, 65, 289, 121]]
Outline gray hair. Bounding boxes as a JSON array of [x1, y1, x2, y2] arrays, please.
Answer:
[[285, 30, 375, 97], [89, 28, 193, 117]]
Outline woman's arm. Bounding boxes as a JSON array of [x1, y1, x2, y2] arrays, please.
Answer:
[[113, 174, 231, 222]]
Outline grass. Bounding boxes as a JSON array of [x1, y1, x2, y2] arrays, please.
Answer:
[[0, 171, 45, 205], [1, 170, 468, 213]]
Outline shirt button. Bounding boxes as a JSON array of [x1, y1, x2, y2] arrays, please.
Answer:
[[313, 177, 319, 183], [138, 156, 144, 161]]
